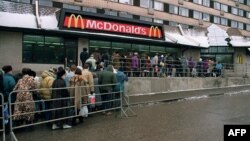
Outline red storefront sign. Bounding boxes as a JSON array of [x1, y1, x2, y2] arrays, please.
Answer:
[[63, 14, 162, 39]]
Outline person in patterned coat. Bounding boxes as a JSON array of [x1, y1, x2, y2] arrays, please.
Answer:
[[13, 68, 36, 123]]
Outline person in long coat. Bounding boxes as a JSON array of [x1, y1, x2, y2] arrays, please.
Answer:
[[81, 63, 94, 104], [13, 68, 36, 122], [69, 68, 84, 125], [51, 69, 71, 129], [98, 65, 116, 115]]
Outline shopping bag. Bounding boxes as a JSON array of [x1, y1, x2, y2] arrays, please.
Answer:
[[79, 106, 88, 117], [88, 93, 96, 108]]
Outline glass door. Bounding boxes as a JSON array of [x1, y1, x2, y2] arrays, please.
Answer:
[[65, 39, 77, 67]]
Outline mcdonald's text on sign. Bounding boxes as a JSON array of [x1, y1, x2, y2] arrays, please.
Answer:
[[63, 14, 162, 39]]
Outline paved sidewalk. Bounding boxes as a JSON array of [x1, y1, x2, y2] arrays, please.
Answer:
[[6, 92, 250, 141]]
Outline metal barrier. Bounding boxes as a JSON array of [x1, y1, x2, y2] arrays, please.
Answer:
[[98, 59, 250, 77], [0, 93, 5, 141], [8, 83, 134, 141]]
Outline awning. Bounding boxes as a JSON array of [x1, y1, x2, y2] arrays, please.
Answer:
[[230, 36, 250, 47], [164, 25, 209, 48], [207, 24, 229, 46], [0, 0, 59, 30]]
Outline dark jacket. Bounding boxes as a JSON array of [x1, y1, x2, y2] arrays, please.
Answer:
[[51, 78, 70, 120], [3, 73, 16, 102], [98, 66, 116, 91], [80, 51, 89, 64]]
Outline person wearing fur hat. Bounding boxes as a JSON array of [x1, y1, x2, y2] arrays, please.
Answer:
[[51, 69, 72, 130]]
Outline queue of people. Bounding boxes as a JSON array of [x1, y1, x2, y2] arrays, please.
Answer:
[[0, 62, 128, 132], [81, 48, 223, 78]]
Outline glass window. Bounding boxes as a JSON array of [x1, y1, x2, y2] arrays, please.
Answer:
[[119, 0, 133, 5], [89, 40, 111, 49], [221, 4, 228, 12], [132, 44, 150, 52], [23, 35, 65, 64], [238, 22, 244, 29], [39, 0, 52, 7], [169, 5, 178, 14], [154, 19, 163, 24], [193, 0, 202, 5], [63, 4, 81, 10], [221, 18, 228, 26], [169, 21, 178, 26], [139, 16, 151, 23], [112, 42, 131, 51], [179, 7, 189, 17], [231, 20, 238, 28], [104, 9, 118, 16], [231, 7, 238, 15], [140, 0, 149, 8], [179, 24, 189, 29], [236, 0, 244, 3], [203, 0, 210, 7], [154, 1, 163, 11], [14, 0, 30, 3], [247, 12, 250, 18], [247, 24, 250, 31], [238, 9, 244, 16], [214, 16, 220, 24], [82, 7, 97, 13], [208, 47, 217, 53], [119, 12, 133, 18], [150, 46, 165, 53], [194, 11, 202, 19], [214, 2, 220, 10], [248, 0, 250, 6], [140, 16, 153, 22], [203, 13, 210, 21]]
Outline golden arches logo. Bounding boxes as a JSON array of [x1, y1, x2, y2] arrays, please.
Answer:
[[67, 14, 84, 29], [149, 26, 162, 38]]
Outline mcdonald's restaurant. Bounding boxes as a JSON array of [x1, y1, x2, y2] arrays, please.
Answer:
[[0, 1, 249, 73]]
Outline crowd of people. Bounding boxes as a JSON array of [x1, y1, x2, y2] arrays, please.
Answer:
[[0, 62, 128, 131], [83, 48, 223, 78], [0, 48, 224, 132]]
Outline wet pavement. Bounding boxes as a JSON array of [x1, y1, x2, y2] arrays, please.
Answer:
[[6, 92, 250, 141]]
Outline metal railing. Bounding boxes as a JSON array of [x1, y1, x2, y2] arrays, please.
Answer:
[[95, 58, 250, 77], [7, 83, 134, 141], [0, 93, 5, 141]]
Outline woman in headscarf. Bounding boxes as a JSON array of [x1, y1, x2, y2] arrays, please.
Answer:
[[51, 69, 71, 129], [13, 68, 36, 124]]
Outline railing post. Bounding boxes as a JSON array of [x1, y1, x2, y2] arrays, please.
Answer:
[[0, 93, 5, 141]]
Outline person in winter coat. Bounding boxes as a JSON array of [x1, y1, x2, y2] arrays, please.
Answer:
[[70, 68, 84, 125], [188, 57, 195, 77], [13, 68, 36, 123], [81, 63, 94, 104], [98, 65, 116, 115], [203, 59, 209, 77], [131, 52, 139, 77], [51, 69, 71, 130], [2, 65, 16, 102], [80, 48, 89, 66], [92, 73, 102, 110], [86, 54, 97, 72], [40, 69, 56, 121]]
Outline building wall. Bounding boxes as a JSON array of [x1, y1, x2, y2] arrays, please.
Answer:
[[183, 48, 200, 61], [54, 0, 250, 37], [0, 31, 22, 71], [233, 47, 250, 76]]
